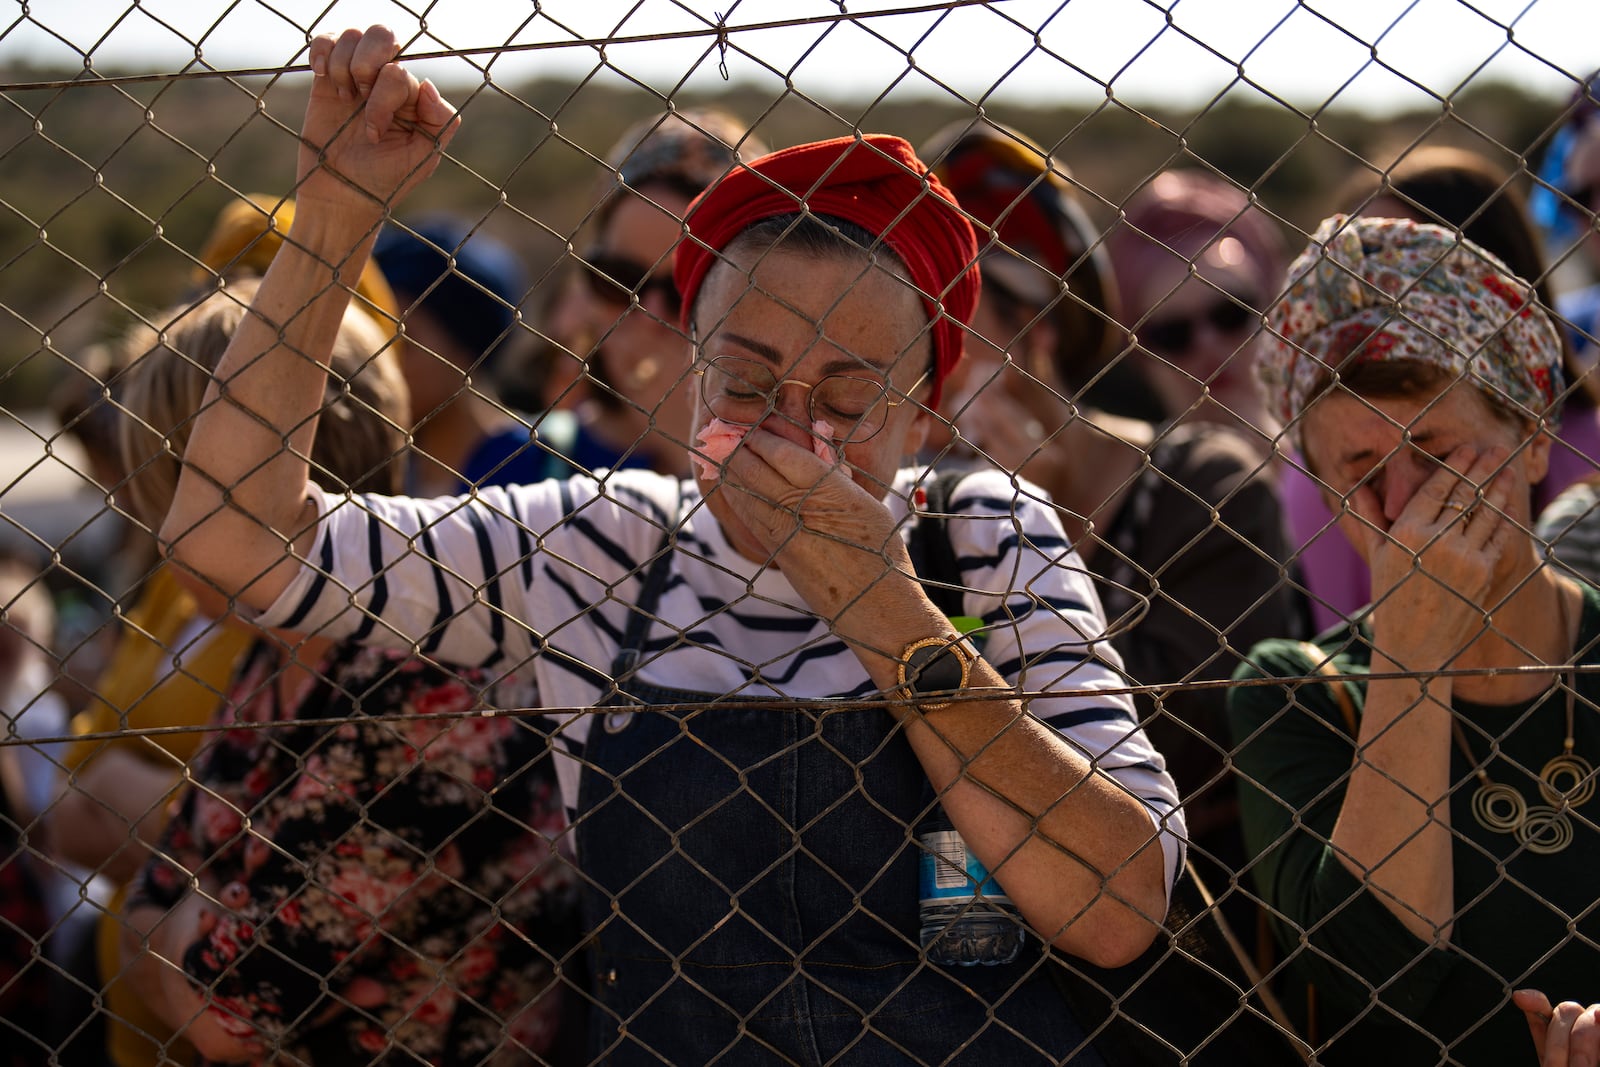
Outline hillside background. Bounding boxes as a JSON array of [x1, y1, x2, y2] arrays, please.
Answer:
[[0, 61, 1576, 409]]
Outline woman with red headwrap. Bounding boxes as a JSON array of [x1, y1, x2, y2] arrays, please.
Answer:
[[536, 109, 770, 478], [148, 26, 1182, 1066]]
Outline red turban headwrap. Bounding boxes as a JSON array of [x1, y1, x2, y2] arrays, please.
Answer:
[[673, 134, 980, 411]]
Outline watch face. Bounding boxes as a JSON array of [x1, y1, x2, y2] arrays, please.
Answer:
[[907, 642, 965, 695]]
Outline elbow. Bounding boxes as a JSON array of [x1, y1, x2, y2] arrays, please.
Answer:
[[164, 559, 240, 622], [1048, 861, 1169, 969], [1054, 906, 1162, 969], [159, 511, 225, 591], [47, 787, 149, 882], [159, 496, 303, 614]]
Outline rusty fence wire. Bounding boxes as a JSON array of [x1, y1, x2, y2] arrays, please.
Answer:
[[2, 1, 1599, 1065]]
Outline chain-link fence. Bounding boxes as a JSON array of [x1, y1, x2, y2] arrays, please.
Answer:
[[3, 3, 1599, 1065]]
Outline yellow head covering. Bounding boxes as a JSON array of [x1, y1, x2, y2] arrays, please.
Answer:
[[192, 193, 398, 325]]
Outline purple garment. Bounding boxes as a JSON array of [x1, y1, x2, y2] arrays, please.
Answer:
[[1284, 405, 1600, 633], [1280, 457, 1368, 634], [1540, 404, 1600, 513]]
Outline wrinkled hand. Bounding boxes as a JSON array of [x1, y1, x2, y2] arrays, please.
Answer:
[[1516, 990, 1600, 1067], [1347, 444, 1513, 668], [295, 25, 460, 219], [125, 895, 263, 1063], [714, 429, 912, 622]]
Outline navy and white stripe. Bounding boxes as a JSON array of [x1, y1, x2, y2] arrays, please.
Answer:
[[252, 466, 1186, 893]]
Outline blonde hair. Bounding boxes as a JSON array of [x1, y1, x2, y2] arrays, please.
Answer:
[[118, 277, 410, 529]]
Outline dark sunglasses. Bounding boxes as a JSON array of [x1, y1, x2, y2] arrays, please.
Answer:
[[1141, 296, 1259, 356], [582, 251, 682, 314]]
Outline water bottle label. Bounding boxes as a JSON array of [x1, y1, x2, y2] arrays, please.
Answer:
[[918, 829, 1011, 904]]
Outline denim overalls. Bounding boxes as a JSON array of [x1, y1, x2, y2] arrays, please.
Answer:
[[574, 540, 1106, 1066]]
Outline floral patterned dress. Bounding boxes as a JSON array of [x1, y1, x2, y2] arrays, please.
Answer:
[[133, 641, 580, 1065]]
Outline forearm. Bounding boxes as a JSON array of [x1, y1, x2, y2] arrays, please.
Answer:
[[1232, 685, 1463, 1027], [904, 677, 1169, 968], [1329, 658, 1456, 942], [838, 579, 1168, 967], [160, 24, 459, 609], [161, 209, 381, 610], [123, 897, 263, 1063]]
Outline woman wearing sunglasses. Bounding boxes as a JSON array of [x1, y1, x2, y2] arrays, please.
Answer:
[[539, 110, 768, 477], [923, 121, 1297, 927], [1107, 168, 1291, 446], [152, 26, 1184, 1065]]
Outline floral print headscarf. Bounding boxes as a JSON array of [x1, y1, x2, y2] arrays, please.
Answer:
[[1257, 213, 1564, 434]]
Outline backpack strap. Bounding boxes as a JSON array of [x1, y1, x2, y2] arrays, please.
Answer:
[[907, 468, 971, 620]]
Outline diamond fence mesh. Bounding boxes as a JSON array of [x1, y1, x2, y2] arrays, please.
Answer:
[[2, 2, 1599, 1065]]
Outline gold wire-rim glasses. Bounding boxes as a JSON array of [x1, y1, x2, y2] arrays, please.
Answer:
[[694, 354, 929, 442]]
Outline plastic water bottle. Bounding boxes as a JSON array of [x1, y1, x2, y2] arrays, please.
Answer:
[[917, 807, 1025, 966]]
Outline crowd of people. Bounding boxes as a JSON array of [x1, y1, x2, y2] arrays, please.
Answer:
[[3, 21, 1600, 1067]]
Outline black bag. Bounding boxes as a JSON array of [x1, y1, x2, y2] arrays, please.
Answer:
[[907, 468, 1311, 1067]]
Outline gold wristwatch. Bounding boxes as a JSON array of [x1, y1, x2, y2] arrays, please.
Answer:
[[896, 633, 980, 710]]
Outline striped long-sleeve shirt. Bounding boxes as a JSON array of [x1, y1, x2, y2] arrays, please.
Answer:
[[251, 465, 1186, 891]]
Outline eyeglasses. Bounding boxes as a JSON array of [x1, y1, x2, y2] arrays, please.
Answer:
[[695, 355, 923, 442], [1140, 296, 1259, 356], [582, 251, 682, 315]]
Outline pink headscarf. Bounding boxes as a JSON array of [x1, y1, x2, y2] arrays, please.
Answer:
[[1108, 169, 1288, 319]]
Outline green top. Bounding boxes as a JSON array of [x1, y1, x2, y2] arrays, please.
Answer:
[[1228, 583, 1600, 1067]]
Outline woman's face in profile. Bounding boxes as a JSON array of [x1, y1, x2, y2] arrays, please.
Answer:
[[591, 187, 695, 395], [943, 267, 1050, 417], [570, 185, 699, 450]]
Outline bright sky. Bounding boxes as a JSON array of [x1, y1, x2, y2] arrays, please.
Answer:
[[3, 0, 1598, 113]]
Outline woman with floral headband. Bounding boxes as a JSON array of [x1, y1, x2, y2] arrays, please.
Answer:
[[1229, 214, 1599, 1066], [148, 25, 1183, 1066]]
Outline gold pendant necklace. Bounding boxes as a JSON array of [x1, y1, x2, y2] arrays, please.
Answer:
[[1456, 586, 1594, 856]]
